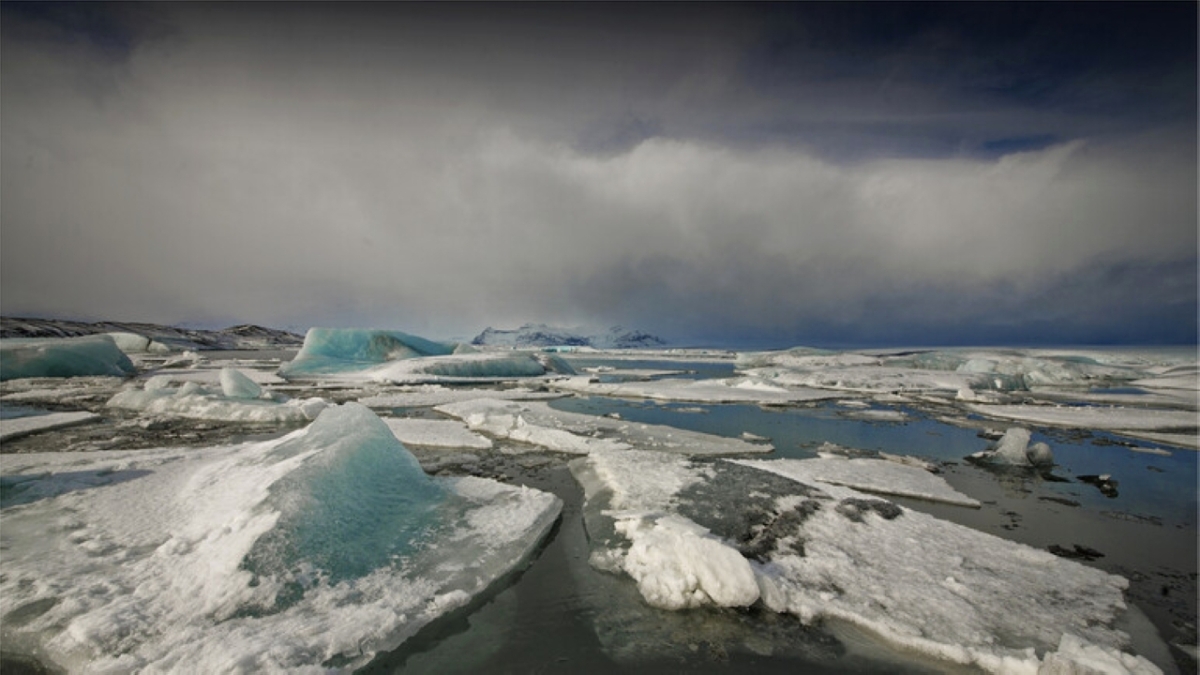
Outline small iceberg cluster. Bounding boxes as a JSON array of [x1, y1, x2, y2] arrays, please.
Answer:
[[107, 367, 328, 423]]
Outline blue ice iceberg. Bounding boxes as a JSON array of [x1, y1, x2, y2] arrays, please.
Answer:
[[0, 335, 136, 381], [0, 402, 561, 672], [279, 328, 455, 378]]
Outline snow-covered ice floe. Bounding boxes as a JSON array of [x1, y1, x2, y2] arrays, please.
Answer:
[[966, 404, 1198, 451], [384, 417, 493, 450], [0, 336, 137, 381], [0, 409, 101, 442], [107, 368, 328, 423], [278, 328, 456, 377], [734, 456, 980, 507], [435, 398, 771, 456], [570, 450, 1167, 674], [360, 385, 565, 409], [968, 427, 1056, 467], [551, 376, 839, 405], [0, 403, 561, 672]]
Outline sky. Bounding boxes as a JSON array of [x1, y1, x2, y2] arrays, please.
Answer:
[[1, 2, 1196, 348]]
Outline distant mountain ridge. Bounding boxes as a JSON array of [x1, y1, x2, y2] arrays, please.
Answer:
[[0, 316, 304, 351], [471, 323, 666, 349]]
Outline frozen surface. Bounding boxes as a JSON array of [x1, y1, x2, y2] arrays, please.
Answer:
[[435, 398, 771, 456], [967, 404, 1197, 434], [0, 410, 101, 442], [107, 377, 327, 424], [279, 328, 454, 378], [0, 403, 561, 672], [384, 417, 494, 450], [0, 336, 137, 381], [570, 451, 1165, 674], [551, 376, 839, 404], [360, 385, 564, 409], [733, 456, 981, 507]]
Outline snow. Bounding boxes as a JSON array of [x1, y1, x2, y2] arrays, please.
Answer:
[[0, 403, 561, 672], [367, 352, 571, 384], [569, 451, 1164, 674], [107, 377, 326, 424], [0, 336, 137, 381], [383, 417, 493, 450], [279, 328, 454, 378], [359, 385, 564, 409], [435, 398, 771, 456], [733, 456, 981, 507], [552, 376, 839, 404], [0, 410, 101, 442]]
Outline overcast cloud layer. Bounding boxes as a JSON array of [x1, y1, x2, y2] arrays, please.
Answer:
[[2, 3, 1195, 346]]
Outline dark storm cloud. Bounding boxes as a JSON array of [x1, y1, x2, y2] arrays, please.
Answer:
[[1, 2, 1195, 345]]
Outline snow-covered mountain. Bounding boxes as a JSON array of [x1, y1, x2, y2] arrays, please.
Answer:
[[0, 316, 304, 350], [471, 323, 666, 349]]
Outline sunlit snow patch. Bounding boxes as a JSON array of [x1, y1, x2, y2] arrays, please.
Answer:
[[0, 403, 561, 672], [570, 450, 1166, 674], [0, 336, 137, 381]]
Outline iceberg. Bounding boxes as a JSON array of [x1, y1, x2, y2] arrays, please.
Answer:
[[968, 427, 1055, 467], [279, 328, 455, 378], [105, 331, 172, 355], [359, 385, 564, 409], [570, 450, 1167, 674], [0, 403, 561, 672], [0, 335, 136, 381], [107, 370, 327, 423]]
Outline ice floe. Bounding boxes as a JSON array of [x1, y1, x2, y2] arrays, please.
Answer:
[[733, 456, 980, 507], [968, 427, 1056, 467], [551, 375, 839, 405], [435, 398, 770, 456], [0, 403, 561, 672], [966, 404, 1197, 433], [0, 409, 101, 442], [383, 417, 494, 450], [359, 385, 565, 409], [0, 336, 137, 381], [570, 450, 1166, 674]]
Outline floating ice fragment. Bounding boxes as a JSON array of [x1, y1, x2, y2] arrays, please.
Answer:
[[107, 377, 324, 424], [279, 328, 454, 378], [0, 336, 136, 381], [219, 367, 264, 399], [0, 403, 561, 671], [969, 427, 1055, 467], [0, 410, 101, 442]]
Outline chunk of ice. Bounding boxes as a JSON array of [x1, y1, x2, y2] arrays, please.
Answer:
[[218, 367, 264, 399], [0, 403, 561, 671], [734, 456, 980, 507], [569, 451, 1166, 674], [0, 410, 101, 442], [0, 336, 136, 381], [279, 328, 454, 378]]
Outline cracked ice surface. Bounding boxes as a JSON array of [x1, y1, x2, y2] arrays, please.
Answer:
[[0, 403, 561, 672], [571, 450, 1164, 674]]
